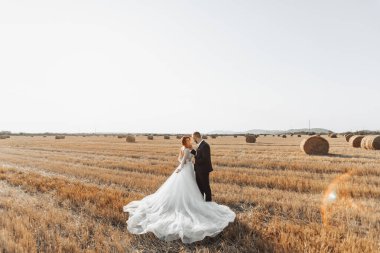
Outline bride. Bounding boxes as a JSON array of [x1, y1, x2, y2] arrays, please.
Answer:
[[123, 136, 235, 244]]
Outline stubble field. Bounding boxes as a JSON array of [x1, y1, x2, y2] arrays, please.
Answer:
[[0, 135, 379, 253]]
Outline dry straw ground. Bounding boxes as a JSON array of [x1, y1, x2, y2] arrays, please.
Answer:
[[0, 135, 379, 253]]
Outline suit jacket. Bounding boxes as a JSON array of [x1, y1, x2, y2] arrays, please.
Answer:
[[191, 140, 213, 173]]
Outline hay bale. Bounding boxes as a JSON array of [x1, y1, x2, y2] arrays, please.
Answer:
[[211, 135, 217, 139], [126, 135, 136, 143], [233, 135, 237, 138], [117, 135, 126, 139], [361, 135, 380, 150], [345, 134, 354, 142], [55, 135, 65, 139], [361, 136, 370, 149], [246, 135, 256, 143], [147, 135, 154, 140], [164, 135, 170, 140], [300, 136, 329, 155], [349, 135, 364, 148], [0, 135, 9, 139], [202, 135, 208, 139], [297, 135, 302, 137], [282, 135, 287, 138], [329, 133, 338, 138], [176, 135, 182, 139]]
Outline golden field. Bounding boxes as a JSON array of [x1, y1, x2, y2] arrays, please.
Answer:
[[0, 135, 379, 253]]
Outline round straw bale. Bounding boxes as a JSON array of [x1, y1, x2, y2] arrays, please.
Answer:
[[345, 134, 354, 142], [246, 135, 256, 143], [349, 135, 364, 148], [126, 135, 136, 143], [300, 136, 329, 155], [361, 135, 380, 150]]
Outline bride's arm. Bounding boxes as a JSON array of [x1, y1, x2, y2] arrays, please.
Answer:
[[176, 149, 189, 173], [178, 149, 183, 163]]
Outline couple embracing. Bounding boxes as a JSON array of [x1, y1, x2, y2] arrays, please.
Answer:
[[123, 132, 235, 244]]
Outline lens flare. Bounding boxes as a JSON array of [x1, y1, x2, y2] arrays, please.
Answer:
[[321, 171, 354, 226]]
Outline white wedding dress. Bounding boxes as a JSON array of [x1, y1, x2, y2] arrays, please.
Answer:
[[123, 147, 236, 243]]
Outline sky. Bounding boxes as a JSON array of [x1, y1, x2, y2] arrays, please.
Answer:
[[0, 0, 379, 134]]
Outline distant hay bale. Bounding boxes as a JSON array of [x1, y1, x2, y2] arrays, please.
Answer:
[[211, 135, 217, 139], [345, 134, 354, 142], [349, 135, 364, 148], [361, 136, 370, 149], [0, 135, 9, 139], [43, 136, 47, 138], [329, 133, 338, 138], [300, 136, 329, 155], [297, 135, 302, 137], [233, 135, 237, 138], [202, 135, 208, 139], [246, 135, 256, 143], [282, 135, 286, 138], [361, 135, 380, 150], [164, 135, 170, 140], [117, 135, 126, 139], [147, 135, 154, 140], [126, 135, 136, 143], [176, 135, 182, 139], [55, 135, 65, 140]]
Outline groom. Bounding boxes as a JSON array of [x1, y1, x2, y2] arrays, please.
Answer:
[[190, 132, 213, 202]]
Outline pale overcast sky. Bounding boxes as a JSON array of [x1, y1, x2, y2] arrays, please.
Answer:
[[0, 1, 379, 133]]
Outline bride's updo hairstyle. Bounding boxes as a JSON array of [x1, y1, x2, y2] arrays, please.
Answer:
[[181, 136, 190, 146]]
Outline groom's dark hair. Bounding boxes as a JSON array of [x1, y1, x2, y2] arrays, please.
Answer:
[[193, 132, 201, 138]]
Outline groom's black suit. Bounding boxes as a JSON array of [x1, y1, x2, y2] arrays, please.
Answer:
[[191, 140, 213, 201]]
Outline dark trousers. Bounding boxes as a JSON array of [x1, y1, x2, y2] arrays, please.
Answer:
[[195, 171, 212, 201]]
